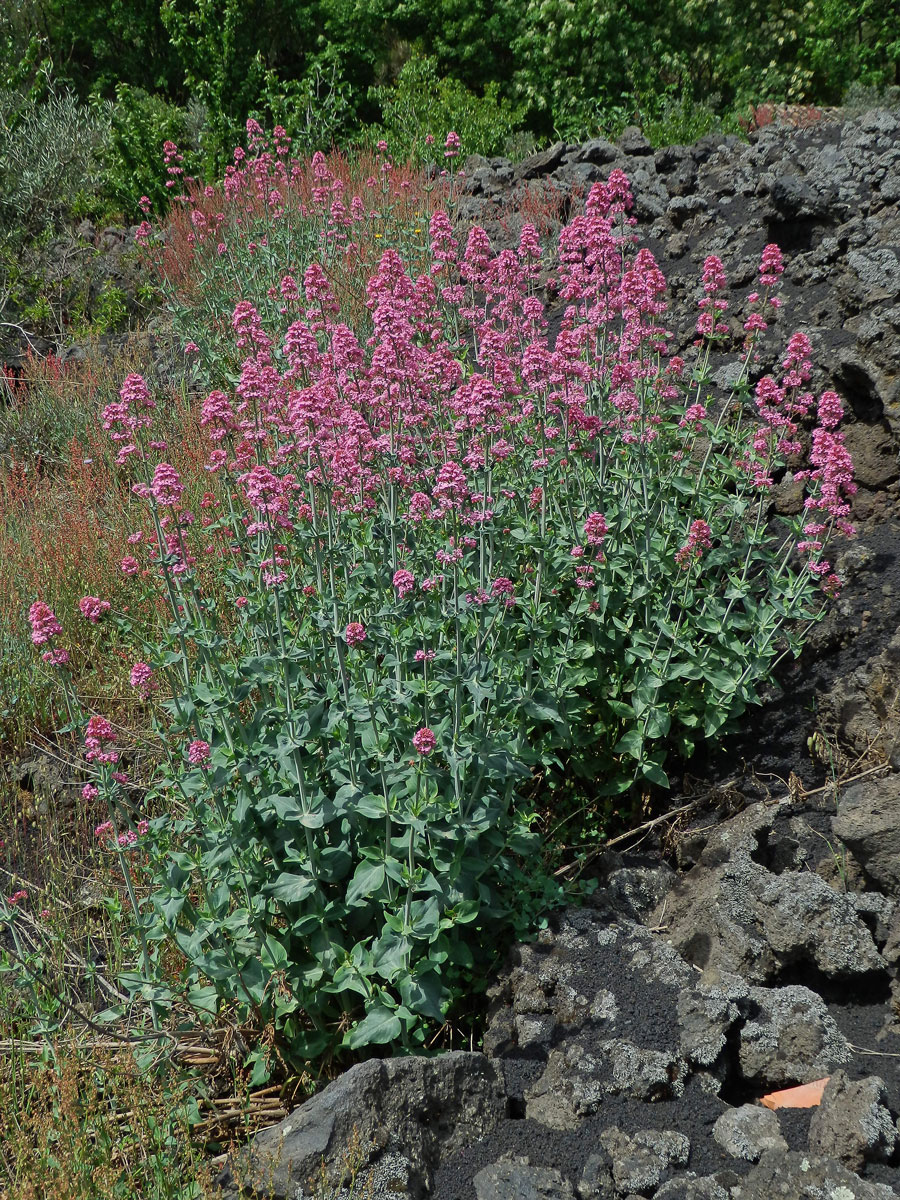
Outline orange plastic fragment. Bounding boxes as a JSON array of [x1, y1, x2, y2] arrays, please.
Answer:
[[760, 1078, 830, 1110]]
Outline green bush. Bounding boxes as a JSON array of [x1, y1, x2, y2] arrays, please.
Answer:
[[0, 1, 50, 110], [27, 0, 182, 99], [103, 85, 204, 217], [370, 56, 525, 161], [27, 146, 855, 1073], [252, 48, 358, 158], [0, 86, 110, 235], [638, 87, 745, 150], [159, 0, 364, 171]]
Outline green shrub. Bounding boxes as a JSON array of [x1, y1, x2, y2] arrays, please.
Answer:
[[28, 147, 855, 1074], [638, 87, 746, 149], [370, 56, 525, 161], [0, 2, 50, 112], [252, 48, 358, 158], [0, 86, 110, 235], [103, 85, 204, 217]]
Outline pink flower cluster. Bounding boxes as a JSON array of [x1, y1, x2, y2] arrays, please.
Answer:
[[412, 727, 437, 755], [675, 520, 713, 568], [696, 255, 729, 338], [42, 647, 70, 666], [393, 569, 415, 598], [151, 463, 184, 507], [28, 600, 61, 645], [188, 739, 211, 766], [85, 715, 118, 764], [102, 373, 156, 466], [79, 595, 110, 623], [584, 512, 607, 546], [345, 622, 366, 647], [130, 662, 156, 698]]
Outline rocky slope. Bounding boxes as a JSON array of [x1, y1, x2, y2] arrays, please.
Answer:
[[217, 105, 900, 1199], [220, 780, 900, 1200]]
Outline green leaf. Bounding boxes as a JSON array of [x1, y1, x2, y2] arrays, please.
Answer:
[[264, 872, 317, 904], [354, 794, 389, 819], [261, 935, 288, 970], [398, 971, 445, 1021], [318, 846, 352, 882], [186, 984, 219, 1016], [523, 694, 563, 724], [299, 808, 326, 829], [702, 707, 729, 737], [373, 930, 411, 981], [614, 728, 643, 760], [703, 667, 737, 694], [264, 794, 304, 821], [407, 895, 440, 940], [640, 761, 670, 787], [346, 861, 385, 906], [345, 1003, 402, 1049], [643, 708, 671, 739]]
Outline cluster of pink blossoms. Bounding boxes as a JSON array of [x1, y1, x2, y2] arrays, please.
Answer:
[[695, 255, 729, 339], [188, 739, 211, 767], [151, 463, 184, 507], [28, 600, 61, 645], [345, 622, 366, 647], [94, 819, 149, 846], [85, 716, 118, 764], [29, 601, 70, 665], [584, 512, 608, 546], [102, 373, 157, 466], [79, 596, 110, 623], [130, 662, 156, 699], [393, 569, 415, 598], [412, 728, 437, 756], [675, 519, 714, 568]]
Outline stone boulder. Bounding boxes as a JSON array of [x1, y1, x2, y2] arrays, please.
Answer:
[[833, 775, 900, 896], [712, 1105, 787, 1162], [598, 1127, 690, 1195], [732, 1150, 898, 1200], [217, 1052, 507, 1199], [736, 985, 851, 1087], [807, 1071, 899, 1171], [474, 1158, 576, 1199], [653, 801, 885, 983]]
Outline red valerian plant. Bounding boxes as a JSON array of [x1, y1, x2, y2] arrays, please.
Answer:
[[31, 140, 855, 1068]]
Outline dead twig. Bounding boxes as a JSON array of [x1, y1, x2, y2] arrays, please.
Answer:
[[554, 796, 707, 879]]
